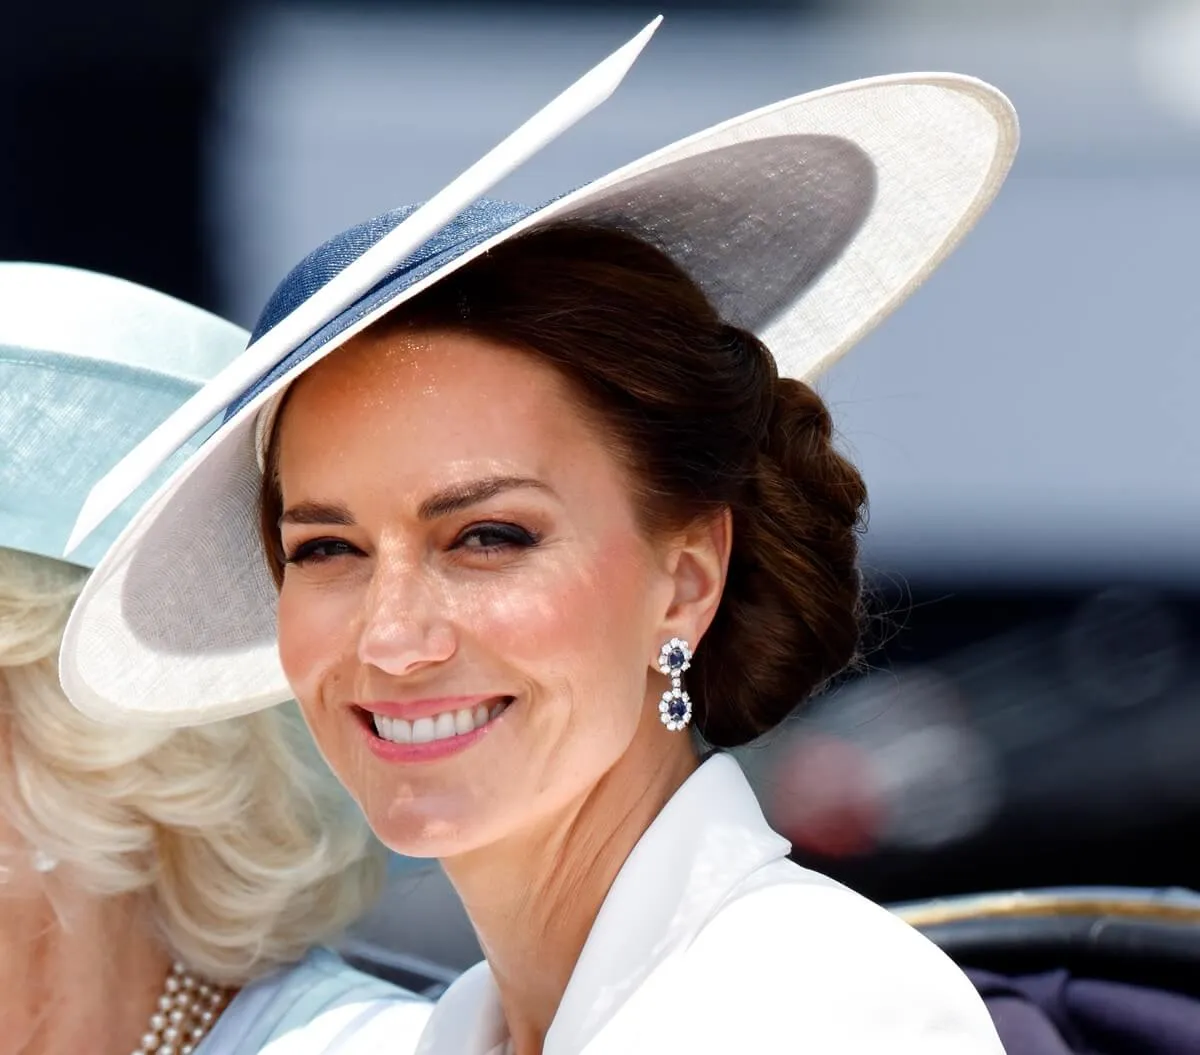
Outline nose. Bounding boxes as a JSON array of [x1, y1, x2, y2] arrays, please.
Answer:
[[356, 552, 456, 677]]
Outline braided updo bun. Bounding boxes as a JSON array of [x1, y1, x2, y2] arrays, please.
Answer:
[[260, 222, 868, 747], [700, 337, 866, 745]]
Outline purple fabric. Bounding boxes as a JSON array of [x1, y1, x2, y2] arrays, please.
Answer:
[[968, 969, 1200, 1055]]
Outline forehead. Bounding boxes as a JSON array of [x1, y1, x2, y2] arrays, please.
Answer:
[[275, 328, 606, 483]]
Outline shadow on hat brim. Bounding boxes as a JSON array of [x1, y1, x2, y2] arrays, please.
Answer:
[[61, 72, 1019, 727]]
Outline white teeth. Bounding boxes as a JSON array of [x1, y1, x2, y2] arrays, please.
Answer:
[[372, 715, 412, 743], [372, 700, 511, 745]]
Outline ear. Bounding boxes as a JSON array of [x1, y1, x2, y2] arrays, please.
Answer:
[[657, 507, 732, 653]]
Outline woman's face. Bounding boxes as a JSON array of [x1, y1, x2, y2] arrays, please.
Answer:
[[274, 328, 704, 857]]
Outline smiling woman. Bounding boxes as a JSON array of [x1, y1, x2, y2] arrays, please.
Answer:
[[59, 59, 1018, 1055], [253, 225, 863, 872]]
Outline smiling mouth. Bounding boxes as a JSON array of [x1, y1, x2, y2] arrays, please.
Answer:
[[368, 698, 513, 745]]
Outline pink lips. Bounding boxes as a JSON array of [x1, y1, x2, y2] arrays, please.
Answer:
[[354, 695, 511, 764]]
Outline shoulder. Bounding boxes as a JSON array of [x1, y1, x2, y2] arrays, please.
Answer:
[[205, 948, 432, 1055], [675, 863, 1002, 1052]]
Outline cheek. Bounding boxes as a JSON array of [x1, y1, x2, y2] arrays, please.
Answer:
[[487, 535, 654, 723], [277, 581, 359, 702]]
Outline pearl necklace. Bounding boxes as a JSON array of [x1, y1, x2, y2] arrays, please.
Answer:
[[131, 962, 232, 1055]]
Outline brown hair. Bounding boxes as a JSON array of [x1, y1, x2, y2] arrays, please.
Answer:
[[260, 223, 867, 747]]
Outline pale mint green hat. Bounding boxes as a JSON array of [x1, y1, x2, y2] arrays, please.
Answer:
[[0, 263, 248, 569]]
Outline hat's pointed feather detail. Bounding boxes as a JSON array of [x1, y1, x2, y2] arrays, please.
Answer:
[[62, 15, 663, 557]]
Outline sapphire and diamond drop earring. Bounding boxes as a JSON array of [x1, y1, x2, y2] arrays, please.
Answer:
[[657, 637, 693, 732]]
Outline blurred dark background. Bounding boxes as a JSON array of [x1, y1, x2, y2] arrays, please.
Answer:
[[4, 0, 1198, 971], [0, 1, 235, 308]]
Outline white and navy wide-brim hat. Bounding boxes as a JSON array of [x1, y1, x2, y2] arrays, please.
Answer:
[[59, 21, 1018, 727], [0, 263, 248, 570]]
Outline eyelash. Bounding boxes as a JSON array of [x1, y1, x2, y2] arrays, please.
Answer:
[[454, 522, 541, 555], [284, 538, 359, 566], [283, 522, 541, 566]]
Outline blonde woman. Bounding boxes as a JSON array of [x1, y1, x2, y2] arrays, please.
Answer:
[[0, 263, 430, 1055]]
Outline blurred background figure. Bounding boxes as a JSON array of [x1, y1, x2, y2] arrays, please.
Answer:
[[5, 0, 1198, 972]]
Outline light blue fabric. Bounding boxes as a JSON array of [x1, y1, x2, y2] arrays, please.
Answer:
[[199, 948, 431, 1055], [0, 350, 224, 567], [0, 263, 249, 569]]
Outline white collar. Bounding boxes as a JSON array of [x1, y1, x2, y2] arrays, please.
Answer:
[[416, 753, 790, 1054]]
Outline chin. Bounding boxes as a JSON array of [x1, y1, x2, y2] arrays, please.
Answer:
[[361, 795, 498, 860]]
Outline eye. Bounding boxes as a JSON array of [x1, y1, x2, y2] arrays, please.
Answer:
[[284, 537, 362, 566], [453, 522, 540, 554]]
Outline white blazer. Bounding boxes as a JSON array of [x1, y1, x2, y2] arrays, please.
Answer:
[[413, 753, 1004, 1054]]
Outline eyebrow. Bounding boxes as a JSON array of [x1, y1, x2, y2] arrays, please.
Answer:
[[279, 501, 355, 528], [279, 476, 552, 528], [417, 476, 552, 520]]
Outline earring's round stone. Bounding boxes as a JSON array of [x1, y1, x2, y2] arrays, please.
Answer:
[[667, 647, 687, 670], [668, 697, 689, 721]]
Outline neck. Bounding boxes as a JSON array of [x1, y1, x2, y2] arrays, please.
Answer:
[[0, 872, 171, 1055], [442, 715, 698, 1055]]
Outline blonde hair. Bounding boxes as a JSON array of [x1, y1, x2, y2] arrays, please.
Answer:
[[0, 547, 385, 985]]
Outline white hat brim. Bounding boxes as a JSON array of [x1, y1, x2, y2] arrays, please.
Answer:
[[61, 72, 1018, 727]]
